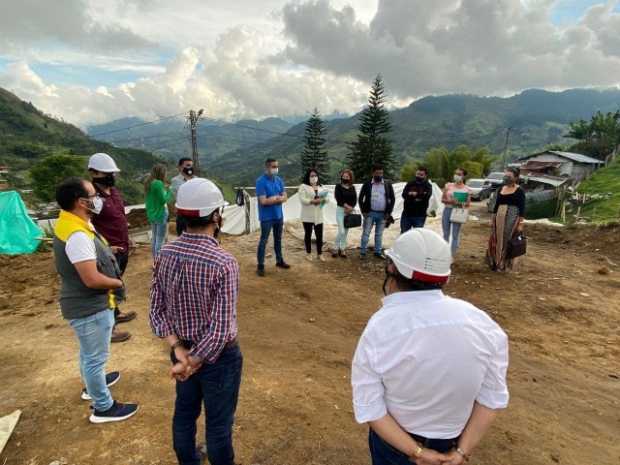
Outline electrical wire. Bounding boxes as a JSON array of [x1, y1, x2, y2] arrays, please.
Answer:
[[89, 112, 187, 138]]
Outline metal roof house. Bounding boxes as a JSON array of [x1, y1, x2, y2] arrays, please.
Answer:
[[517, 151, 604, 183]]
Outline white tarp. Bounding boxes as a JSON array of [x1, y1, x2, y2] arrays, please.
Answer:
[[222, 182, 444, 236]]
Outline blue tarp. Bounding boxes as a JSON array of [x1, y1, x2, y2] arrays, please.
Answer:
[[0, 191, 43, 255]]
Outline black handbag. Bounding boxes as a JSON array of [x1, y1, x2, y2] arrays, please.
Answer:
[[507, 232, 527, 259], [344, 213, 362, 228]]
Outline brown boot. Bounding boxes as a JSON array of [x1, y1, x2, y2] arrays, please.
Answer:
[[111, 328, 131, 343], [115, 310, 137, 324]]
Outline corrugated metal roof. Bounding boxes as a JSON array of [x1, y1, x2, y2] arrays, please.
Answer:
[[522, 175, 570, 187], [519, 150, 604, 164]]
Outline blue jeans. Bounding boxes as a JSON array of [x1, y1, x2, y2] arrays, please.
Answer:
[[361, 211, 386, 255], [335, 207, 349, 251], [151, 211, 169, 257], [442, 208, 462, 256], [69, 310, 115, 411], [369, 429, 457, 465], [400, 216, 426, 233], [173, 346, 243, 465], [257, 219, 284, 266]]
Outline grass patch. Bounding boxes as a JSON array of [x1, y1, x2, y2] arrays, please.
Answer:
[[577, 159, 620, 223]]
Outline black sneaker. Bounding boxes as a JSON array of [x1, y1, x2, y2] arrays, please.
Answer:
[[89, 401, 139, 424], [256, 266, 265, 277], [276, 261, 291, 269], [374, 252, 385, 260], [81, 372, 121, 401]]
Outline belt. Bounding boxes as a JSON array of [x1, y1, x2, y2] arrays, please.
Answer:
[[410, 433, 459, 449], [177, 337, 239, 351]]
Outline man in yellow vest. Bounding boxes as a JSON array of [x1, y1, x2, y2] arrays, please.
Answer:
[[53, 177, 139, 423]]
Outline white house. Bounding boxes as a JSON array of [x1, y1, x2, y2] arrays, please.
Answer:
[[517, 151, 604, 183]]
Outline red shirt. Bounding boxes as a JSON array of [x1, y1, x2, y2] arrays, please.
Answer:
[[148, 234, 239, 363], [92, 186, 129, 252]]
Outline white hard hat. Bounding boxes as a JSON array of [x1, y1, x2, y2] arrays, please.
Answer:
[[176, 178, 225, 218], [385, 229, 452, 284], [88, 153, 120, 173]]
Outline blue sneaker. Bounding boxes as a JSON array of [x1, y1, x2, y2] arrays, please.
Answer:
[[89, 401, 139, 424], [81, 372, 120, 401]]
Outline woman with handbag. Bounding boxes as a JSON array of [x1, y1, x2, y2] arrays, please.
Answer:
[[487, 167, 526, 271], [333, 169, 358, 258], [299, 168, 328, 262], [441, 167, 471, 256]]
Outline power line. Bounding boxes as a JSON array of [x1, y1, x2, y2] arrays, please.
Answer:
[[90, 112, 186, 138], [202, 116, 303, 140], [106, 130, 188, 146]]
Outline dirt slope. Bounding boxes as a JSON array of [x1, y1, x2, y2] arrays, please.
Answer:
[[0, 216, 619, 465]]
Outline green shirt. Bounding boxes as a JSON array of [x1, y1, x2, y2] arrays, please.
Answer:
[[146, 179, 172, 223]]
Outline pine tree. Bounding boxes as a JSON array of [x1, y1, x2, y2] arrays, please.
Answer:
[[301, 108, 329, 181], [347, 75, 395, 179]]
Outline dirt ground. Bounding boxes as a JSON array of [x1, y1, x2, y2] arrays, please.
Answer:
[[1, 206, 619, 465]]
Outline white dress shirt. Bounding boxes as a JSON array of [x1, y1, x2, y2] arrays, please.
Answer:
[[352, 290, 509, 439]]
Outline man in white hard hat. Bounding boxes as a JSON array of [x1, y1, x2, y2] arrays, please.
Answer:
[[87, 153, 134, 343], [352, 229, 509, 465], [149, 178, 242, 465]]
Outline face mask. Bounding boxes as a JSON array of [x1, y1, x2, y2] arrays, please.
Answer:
[[503, 175, 514, 185], [95, 174, 115, 187], [341, 178, 350, 184], [310, 176, 318, 185], [382, 270, 393, 296], [454, 175, 463, 183], [183, 167, 194, 176], [270, 168, 279, 176], [84, 196, 104, 215], [415, 176, 424, 183], [373, 175, 383, 183]]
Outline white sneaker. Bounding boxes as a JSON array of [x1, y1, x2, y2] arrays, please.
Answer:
[[318, 255, 326, 262], [306, 254, 313, 262]]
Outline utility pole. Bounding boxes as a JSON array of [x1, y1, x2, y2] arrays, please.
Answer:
[[188, 109, 204, 175], [502, 127, 512, 168]]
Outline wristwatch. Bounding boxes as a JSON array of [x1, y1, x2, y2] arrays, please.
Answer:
[[410, 445, 424, 459]]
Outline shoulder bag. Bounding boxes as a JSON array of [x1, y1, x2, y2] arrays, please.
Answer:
[[344, 213, 362, 229], [507, 232, 527, 259], [450, 207, 469, 224]]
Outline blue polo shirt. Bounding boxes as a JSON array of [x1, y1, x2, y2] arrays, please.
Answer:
[[256, 174, 285, 222]]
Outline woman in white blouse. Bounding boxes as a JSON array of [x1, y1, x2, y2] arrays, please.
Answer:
[[298, 168, 328, 262]]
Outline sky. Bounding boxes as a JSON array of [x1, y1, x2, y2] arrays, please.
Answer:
[[1, 0, 620, 127]]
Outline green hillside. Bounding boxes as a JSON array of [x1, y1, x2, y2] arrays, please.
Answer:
[[209, 88, 620, 186], [577, 158, 620, 223], [0, 87, 162, 205]]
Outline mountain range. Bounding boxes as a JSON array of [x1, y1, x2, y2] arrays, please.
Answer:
[[89, 88, 620, 186]]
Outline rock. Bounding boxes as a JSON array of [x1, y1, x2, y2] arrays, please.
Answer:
[[308, 318, 316, 323], [597, 267, 610, 275], [609, 374, 619, 380], [579, 292, 590, 297], [551, 453, 560, 463]]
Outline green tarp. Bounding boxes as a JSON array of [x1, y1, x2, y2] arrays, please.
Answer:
[[0, 191, 43, 255]]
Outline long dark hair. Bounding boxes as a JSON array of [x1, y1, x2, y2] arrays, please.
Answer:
[[303, 168, 321, 186]]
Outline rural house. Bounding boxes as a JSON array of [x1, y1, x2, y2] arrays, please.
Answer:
[[517, 150, 604, 182]]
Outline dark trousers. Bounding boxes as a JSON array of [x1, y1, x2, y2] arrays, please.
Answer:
[[303, 222, 324, 255], [257, 219, 284, 267], [400, 216, 427, 233], [113, 251, 129, 317], [173, 345, 243, 465], [369, 429, 457, 465], [176, 215, 188, 237]]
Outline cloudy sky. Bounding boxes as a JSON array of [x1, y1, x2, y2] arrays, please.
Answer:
[[1, 0, 620, 127]]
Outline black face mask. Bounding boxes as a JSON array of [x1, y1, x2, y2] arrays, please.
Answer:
[[415, 176, 425, 183], [341, 178, 351, 185], [183, 167, 194, 176], [95, 174, 115, 187], [373, 175, 383, 183], [382, 266, 395, 296]]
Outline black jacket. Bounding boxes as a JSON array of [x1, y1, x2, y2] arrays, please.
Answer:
[[402, 179, 433, 217], [359, 180, 395, 215]]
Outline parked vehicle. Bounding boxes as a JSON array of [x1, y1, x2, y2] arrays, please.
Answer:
[[466, 178, 492, 201], [485, 172, 505, 187]]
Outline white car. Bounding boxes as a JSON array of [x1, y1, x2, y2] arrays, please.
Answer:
[[466, 178, 492, 201]]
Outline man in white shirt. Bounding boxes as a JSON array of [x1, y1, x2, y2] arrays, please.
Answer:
[[352, 229, 509, 465]]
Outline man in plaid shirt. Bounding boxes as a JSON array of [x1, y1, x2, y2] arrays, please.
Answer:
[[149, 178, 242, 465]]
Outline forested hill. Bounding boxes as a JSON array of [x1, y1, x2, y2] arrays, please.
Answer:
[[0, 87, 161, 204], [209, 88, 620, 186]]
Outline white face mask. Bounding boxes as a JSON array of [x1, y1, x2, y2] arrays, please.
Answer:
[[310, 176, 318, 185], [270, 168, 279, 176], [85, 196, 104, 215], [454, 174, 463, 183]]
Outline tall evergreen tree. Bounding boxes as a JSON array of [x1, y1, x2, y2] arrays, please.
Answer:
[[347, 75, 395, 179], [301, 108, 329, 181]]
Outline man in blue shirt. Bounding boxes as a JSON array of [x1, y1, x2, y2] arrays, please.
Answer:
[[256, 158, 291, 277]]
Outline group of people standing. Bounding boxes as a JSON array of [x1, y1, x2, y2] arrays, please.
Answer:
[[50, 151, 514, 465]]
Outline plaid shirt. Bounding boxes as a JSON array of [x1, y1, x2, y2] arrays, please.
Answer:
[[149, 233, 239, 363]]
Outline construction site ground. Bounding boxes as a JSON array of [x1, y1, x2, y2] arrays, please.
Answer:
[[1, 205, 619, 465]]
